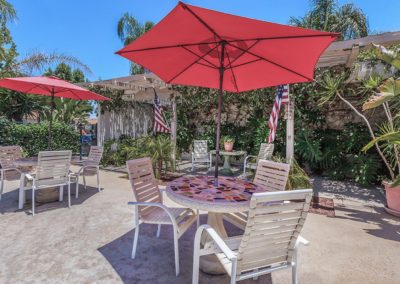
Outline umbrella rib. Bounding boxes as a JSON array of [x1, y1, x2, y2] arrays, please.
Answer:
[[180, 2, 222, 39], [181, 46, 218, 69], [226, 41, 313, 81], [117, 34, 337, 54], [225, 50, 239, 92], [227, 58, 263, 69], [167, 43, 221, 83], [225, 40, 260, 69]]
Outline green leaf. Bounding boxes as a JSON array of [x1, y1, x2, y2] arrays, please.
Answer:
[[362, 131, 400, 152], [372, 44, 400, 70], [362, 78, 400, 110]]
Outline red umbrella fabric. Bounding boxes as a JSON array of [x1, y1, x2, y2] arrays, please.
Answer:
[[116, 2, 338, 92], [0, 76, 109, 101], [0, 76, 110, 149], [116, 2, 339, 182]]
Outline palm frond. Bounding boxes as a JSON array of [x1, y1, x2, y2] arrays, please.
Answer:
[[16, 51, 92, 75], [0, 0, 16, 23]]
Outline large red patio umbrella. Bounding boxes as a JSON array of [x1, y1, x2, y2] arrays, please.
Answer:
[[0, 76, 110, 149], [116, 2, 339, 182]]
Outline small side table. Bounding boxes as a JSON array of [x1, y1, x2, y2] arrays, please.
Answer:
[[210, 150, 246, 176]]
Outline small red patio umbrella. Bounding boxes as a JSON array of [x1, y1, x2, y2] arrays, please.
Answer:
[[116, 2, 339, 182], [0, 76, 110, 149]]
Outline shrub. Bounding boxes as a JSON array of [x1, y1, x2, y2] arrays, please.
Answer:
[[101, 134, 173, 179], [0, 119, 79, 156]]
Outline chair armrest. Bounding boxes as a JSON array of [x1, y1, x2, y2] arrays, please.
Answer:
[[128, 202, 178, 228], [25, 173, 35, 181], [244, 155, 257, 164], [295, 235, 310, 248], [194, 224, 237, 261]]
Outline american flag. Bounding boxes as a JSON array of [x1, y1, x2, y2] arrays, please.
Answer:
[[153, 91, 171, 133], [267, 84, 289, 143]]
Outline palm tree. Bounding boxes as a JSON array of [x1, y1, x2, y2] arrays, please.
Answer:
[[289, 0, 368, 40], [0, 0, 16, 23], [117, 13, 154, 74]]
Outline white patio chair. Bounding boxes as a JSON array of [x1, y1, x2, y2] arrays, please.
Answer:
[[0, 146, 22, 201], [193, 189, 312, 284], [243, 143, 274, 176], [191, 140, 211, 171], [127, 157, 198, 276], [72, 146, 103, 198], [24, 150, 72, 216], [224, 159, 291, 230]]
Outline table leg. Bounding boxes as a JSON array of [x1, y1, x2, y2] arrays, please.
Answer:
[[220, 155, 233, 176], [200, 212, 228, 275]]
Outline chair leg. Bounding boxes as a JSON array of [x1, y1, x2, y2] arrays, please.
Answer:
[[292, 248, 298, 284], [75, 175, 80, 199], [18, 173, 25, 209], [83, 173, 87, 190], [67, 183, 71, 208], [0, 170, 4, 201], [230, 260, 238, 284], [156, 224, 161, 238], [192, 231, 201, 284], [96, 167, 100, 192], [173, 228, 180, 276], [131, 223, 140, 259], [32, 187, 35, 216], [59, 185, 64, 202]]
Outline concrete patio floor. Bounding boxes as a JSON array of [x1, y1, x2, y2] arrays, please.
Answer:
[[0, 163, 399, 284]]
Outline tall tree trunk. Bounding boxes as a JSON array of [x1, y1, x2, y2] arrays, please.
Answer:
[[337, 92, 395, 179]]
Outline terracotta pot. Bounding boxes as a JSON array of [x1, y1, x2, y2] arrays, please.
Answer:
[[383, 181, 400, 217], [224, 142, 234, 152]]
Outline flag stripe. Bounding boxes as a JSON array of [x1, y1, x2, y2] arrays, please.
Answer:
[[154, 93, 171, 133], [268, 85, 289, 143]]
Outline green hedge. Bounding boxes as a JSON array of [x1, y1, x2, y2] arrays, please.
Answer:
[[0, 119, 79, 156]]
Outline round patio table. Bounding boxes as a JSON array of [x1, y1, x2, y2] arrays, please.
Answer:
[[166, 175, 267, 275], [210, 150, 246, 176], [15, 156, 83, 209]]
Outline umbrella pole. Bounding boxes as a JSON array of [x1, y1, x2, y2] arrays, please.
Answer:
[[214, 42, 226, 185], [48, 88, 54, 150]]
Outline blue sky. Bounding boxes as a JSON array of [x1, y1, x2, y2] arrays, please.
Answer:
[[9, 0, 400, 81]]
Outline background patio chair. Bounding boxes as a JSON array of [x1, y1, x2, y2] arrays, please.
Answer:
[[24, 150, 72, 216], [243, 143, 274, 177], [191, 140, 211, 171], [0, 146, 22, 201], [127, 157, 198, 276], [224, 159, 291, 230], [193, 189, 312, 284], [72, 146, 103, 198]]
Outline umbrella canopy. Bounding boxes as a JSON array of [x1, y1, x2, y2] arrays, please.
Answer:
[[116, 2, 339, 182], [0, 76, 110, 149], [0, 76, 110, 101]]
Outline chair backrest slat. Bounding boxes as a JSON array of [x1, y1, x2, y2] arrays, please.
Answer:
[[193, 140, 208, 158], [36, 150, 72, 186], [257, 143, 274, 160], [0, 146, 21, 169], [85, 146, 104, 165], [253, 159, 290, 191], [236, 189, 312, 275], [126, 157, 161, 217]]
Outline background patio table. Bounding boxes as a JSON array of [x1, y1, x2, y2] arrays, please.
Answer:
[[209, 150, 246, 176], [15, 156, 84, 209], [166, 175, 267, 275]]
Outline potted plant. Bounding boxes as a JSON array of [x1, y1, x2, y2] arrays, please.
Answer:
[[363, 131, 400, 216], [222, 136, 234, 152]]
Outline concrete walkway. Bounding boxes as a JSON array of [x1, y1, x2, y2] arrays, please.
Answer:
[[0, 165, 399, 283]]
